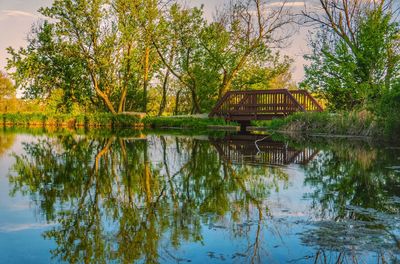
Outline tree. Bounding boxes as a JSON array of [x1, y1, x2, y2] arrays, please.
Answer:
[[0, 71, 15, 98], [0, 71, 16, 112], [7, 21, 93, 113], [153, 4, 210, 114], [114, 0, 162, 113], [154, 1, 295, 114], [8, 0, 164, 114], [7, 0, 296, 115], [231, 52, 294, 90], [209, 0, 294, 98], [302, 0, 400, 110]]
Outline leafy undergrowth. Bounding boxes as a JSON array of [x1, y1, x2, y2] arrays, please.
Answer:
[[0, 113, 238, 130], [0, 113, 142, 128], [143, 116, 238, 129], [252, 111, 382, 137]]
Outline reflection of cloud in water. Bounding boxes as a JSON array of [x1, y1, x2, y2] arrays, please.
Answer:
[[4, 202, 31, 211], [0, 222, 54, 232]]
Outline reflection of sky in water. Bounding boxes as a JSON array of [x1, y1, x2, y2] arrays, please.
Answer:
[[0, 134, 56, 263], [0, 131, 398, 263]]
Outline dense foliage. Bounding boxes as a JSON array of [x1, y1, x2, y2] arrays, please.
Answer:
[[302, 1, 400, 111], [7, 0, 294, 115], [299, 0, 400, 137], [0, 71, 17, 112], [0, 112, 235, 131], [253, 111, 379, 137]]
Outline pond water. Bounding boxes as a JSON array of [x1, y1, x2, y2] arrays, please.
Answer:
[[0, 128, 399, 264]]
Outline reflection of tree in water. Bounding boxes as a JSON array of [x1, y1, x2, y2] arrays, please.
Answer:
[[301, 142, 400, 263], [9, 134, 289, 263], [0, 131, 15, 157]]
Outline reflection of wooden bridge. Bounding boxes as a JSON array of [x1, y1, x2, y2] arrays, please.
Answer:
[[210, 134, 319, 166], [209, 89, 323, 121]]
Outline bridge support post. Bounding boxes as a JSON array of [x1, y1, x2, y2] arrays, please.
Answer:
[[239, 121, 251, 133]]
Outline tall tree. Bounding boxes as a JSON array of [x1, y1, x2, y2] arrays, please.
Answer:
[[154, 1, 294, 113], [8, 0, 164, 114], [210, 0, 294, 98], [7, 22, 92, 112], [153, 4, 209, 113], [302, 0, 400, 110], [40, 0, 121, 114]]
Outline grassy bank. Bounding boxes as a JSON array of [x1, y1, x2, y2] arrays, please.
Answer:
[[143, 116, 237, 129], [0, 113, 142, 128], [0, 113, 236, 130], [252, 111, 384, 138]]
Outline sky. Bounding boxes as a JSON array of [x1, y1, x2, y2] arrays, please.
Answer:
[[0, 0, 312, 83]]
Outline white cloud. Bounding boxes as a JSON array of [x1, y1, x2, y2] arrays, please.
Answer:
[[265, 1, 306, 8], [0, 9, 37, 21]]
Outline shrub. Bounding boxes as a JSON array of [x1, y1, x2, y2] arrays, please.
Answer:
[[253, 111, 380, 137], [376, 83, 400, 139], [143, 116, 236, 129]]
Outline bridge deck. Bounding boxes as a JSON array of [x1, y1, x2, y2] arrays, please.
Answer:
[[209, 89, 323, 121]]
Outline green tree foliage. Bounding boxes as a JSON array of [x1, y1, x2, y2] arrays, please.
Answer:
[[7, 0, 294, 115], [153, 1, 294, 114], [153, 4, 210, 114], [231, 53, 294, 90], [0, 71, 15, 99], [302, 0, 400, 111], [377, 80, 400, 136], [7, 22, 91, 113], [0, 71, 17, 112], [8, 0, 162, 114]]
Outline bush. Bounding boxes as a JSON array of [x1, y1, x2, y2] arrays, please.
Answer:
[[0, 113, 142, 128], [143, 116, 236, 129], [0, 113, 237, 131], [376, 83, 400, 139], [253, 111, 380, 137]]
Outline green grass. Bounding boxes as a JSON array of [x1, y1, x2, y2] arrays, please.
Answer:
[[252, 111, 381, 137], [143, 116, 238, 129], [0, 113, 142, 128], [0, 113, 238, 131]]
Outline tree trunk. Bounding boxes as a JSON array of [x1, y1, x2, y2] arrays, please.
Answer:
[[158, 69, 170, 116], [118, 88, 127, 113], [95, 83, 117, 114], [143, 46, 151, 113], [217, 48, 255, 99], [191, 89, 201, 114], [89, 70, 117, 114], [174, 89, 181, 115], [219, 77, 233, 100], [119, 44, 132, 113]]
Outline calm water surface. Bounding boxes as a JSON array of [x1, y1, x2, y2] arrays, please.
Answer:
[[0, 129, 399, 264]]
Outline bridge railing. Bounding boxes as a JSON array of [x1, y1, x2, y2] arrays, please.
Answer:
[[210, 89, 309, 119], [209, 89, 323, 120], [289, 90, 324, 112]]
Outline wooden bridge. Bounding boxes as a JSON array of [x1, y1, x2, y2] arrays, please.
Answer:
[[210, 134, 319, 166], [209, 89, 323, 121]]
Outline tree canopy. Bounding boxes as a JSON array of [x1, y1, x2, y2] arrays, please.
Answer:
[[6, 0, 295, 115], [302, 0, 400, 111]]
